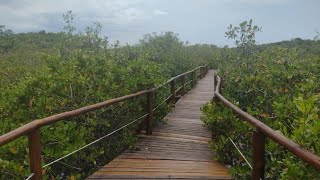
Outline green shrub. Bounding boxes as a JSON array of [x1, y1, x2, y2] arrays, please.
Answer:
[[202, 47, 320, 179]]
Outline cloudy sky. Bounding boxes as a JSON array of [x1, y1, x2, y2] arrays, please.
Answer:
[[1, 0, 319, 46]]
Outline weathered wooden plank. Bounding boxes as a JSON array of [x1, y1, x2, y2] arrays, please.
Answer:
[[87, 174, 231, 179], [89, 171, 230, 177], [140, 132, 211, 142]]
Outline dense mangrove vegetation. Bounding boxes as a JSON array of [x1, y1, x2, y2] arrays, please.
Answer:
[[1, 12, 319, 179]]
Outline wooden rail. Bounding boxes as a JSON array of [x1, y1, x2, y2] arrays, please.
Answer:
[[0, 65, 209, 180], [214, 74, 320, 180]]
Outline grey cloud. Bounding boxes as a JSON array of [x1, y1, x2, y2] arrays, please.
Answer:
[[0, 0, 319, 46]]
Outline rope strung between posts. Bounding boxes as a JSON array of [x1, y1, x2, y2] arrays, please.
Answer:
[[153, 79, 194, 112], [153, 69, 203, 112], [25, 173, 34, 180], [43, 113, 148, 168], [154, 67, 203, 91], [153, 95, 172, 112], [184, 80, 193, 87], [229, 137, 253, 170]]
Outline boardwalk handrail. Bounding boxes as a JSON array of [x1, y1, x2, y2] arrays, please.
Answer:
[[0, 64, 209, 180], [0, 90, 151, 146], [214, 74, 320, 179]]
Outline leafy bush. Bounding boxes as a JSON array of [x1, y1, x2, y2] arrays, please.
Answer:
[[202, 47, 320, 179]]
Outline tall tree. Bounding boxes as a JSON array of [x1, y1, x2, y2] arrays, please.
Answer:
[[225, 19, 262, 56], [314, 31, 320, 41], [0, 25, 15, 54]]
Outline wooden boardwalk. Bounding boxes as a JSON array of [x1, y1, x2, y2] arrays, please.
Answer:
[[87, 70, 231, 179]]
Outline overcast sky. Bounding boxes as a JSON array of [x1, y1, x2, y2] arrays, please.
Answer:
[[1, 0, 319, 46]]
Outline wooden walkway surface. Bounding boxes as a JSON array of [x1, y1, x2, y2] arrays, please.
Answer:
[[87, 70, 231, 179]]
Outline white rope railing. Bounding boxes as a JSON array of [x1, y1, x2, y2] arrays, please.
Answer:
[[229, 137, 253, 170], [25, 173, 34, 180], [43, 113, 148, 168]]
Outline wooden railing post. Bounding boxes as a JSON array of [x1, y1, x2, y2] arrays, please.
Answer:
[[28, 128, 42, 180], [219, 77, 222, 93], [181, 75, 185, 95], [212, 73, 216, 101], [201, 67, 205, 78], [146, 90, 154, 135], [194, 70, 198, 85], [252, 129, 265, 180], [170, 80, 176, 103], [203, 66, 205, 77], [191, 70, 195, 88], [213, 73, 216, 88]]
